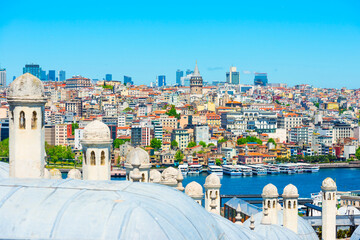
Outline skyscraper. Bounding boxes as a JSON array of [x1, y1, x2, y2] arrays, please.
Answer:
[[186, 69, 193, 76], [40, 70, 47, 81], [190, 62, 203, 95], [105, 74, 112, 81], [124, 76, 133, 85], [48, 70, 56, 81], [226, 66, 240, 85], [176, 70, 183, 86], [58, 70, 66, 81], [0, 68, 6, 87], [254, 73, 268, 86], [157, 75, 166, 87], [23, 64, 42, 79]]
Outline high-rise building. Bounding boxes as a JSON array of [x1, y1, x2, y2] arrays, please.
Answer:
[[186, 69, 193, 76], [23, 64, 42, 79], [58, 70, 66, 81], [157, 75, 166, 87], [40, 70, 47, 81], [124, 76, 133, 85], [254, 73, 268, 86], [105, 74, 112, 81], [48, 70, 56, 81], [226, 66, 240, 85], [190, 62, 203, 95], [0, 68, 6, 87], [176, 70, 183, 85]]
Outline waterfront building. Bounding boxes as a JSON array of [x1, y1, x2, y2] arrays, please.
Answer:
[[58, 70, 66, 81], [176, 69, 183, 85], [23, 64, 43, 79], [65, 75, 92, 89], [190, 62, 203, 95], [0, 68, 6, 87], [226, 66, 240, 85], [289, 126, 313, 145], [254, 73, 268, 86], [333, 122, 354, 141], [157, 75, 166, 87]]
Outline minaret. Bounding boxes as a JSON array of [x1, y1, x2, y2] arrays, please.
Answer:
[[261, 183, 279, 224], [81, 120, 112, 180], [190, 62, 203, 95], [7, 73, 47, 178], [321, 177, 337, 240], [204, 173, 221, 215], [283, 184, 299, 233]]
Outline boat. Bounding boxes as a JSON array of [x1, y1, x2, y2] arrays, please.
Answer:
[[238, 165, 253, 176], [249, 165, 267, 175], [300, 163, 320, 173], [178, 164, 188, 176], [222, 165, 242, 176], [264, 164, 280, 174], [188, 164, 202, 175], [279, 164, 296, 174], [207, 165, 223, 176]]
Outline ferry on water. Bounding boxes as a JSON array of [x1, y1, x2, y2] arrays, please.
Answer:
[[263, 164, 280, 174], [238, 165, 253, 176], [279, 163, 296, 174], [300, 163, 320, 173], [178, 164, 188, 176], [222, 165, 242, 176], [249, 165, 267, 175], [188, 164, 202, 175], [207, 165, 223, 176]]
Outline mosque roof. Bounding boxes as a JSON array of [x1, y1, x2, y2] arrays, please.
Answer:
[[243, 211, 318, 240], [7, 73, 45, 99], [0, 162, 9, 179], [351, 225, 360, 240], [0, 178, 247, 240], [252, 223, 301, 240]]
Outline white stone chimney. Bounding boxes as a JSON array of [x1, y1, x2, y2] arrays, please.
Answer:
[[204, 173, 221, 215], [321, 177, 337, 240], [282, 184, 299, 233], [261, 183, 279, 224]]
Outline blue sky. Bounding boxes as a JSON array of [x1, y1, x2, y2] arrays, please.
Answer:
[[0, 0, 359, 88]]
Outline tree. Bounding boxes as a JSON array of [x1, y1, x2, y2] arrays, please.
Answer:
[[187, 141, 197, 148], [45, 142, 75, 163], [175, 150, 184, 163], [267, 138, 277, 148], [199, 141, 207, 148], [237, 136, 262, 145], [71, 122, 79, 135], [356, 146, 360, 160], [171, 140, 178, 150], [0, 138, 9, 157], [314, 102, 320, 108], [215, 158, 222, 166], [113, 138, 130, 148], [150, 138, 162, 150], [166, 105, 180, 119], [123, 107, 134, 112], [218, 138, 227, 144], [207, 143, 215, 147]]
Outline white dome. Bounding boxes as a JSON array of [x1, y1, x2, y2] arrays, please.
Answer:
[[253, 223, 301, 240], [282, 184, 299, 198], [126, 147, 150, 166], [204, 173, 221, 187], [49, 168, 62, 179], [161, 167, 178, 185], [149, 169, 161, 183], [262, 184, 279, 198], [44, 168, 50, 179], [83, 120, 111, 141], [351, 225, 360, 240], [244, 211, 318, 240], [185, 181, 203, 198], [7, 73, 45, 98], [0, 162, 9, 179], [321, 177, 337, 191], [67, 169, 82, 180]]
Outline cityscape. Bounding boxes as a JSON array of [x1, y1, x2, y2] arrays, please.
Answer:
[[1, 1, 360, 240]]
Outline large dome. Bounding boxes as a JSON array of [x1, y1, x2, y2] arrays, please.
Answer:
[[7, 73, 45, 98], [351, 225, 360, 240], [0, 162, 9, 179], [243, 211, 318, 240], [253, 223, 301, 240], [83, 120, 111, 141], [0, 178, 252, 240]]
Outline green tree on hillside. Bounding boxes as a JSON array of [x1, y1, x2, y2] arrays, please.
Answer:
[[237, 136, 262, 145], [150, 138, 162, 150], [199, 141, 207, 148], [175, 150, 184, 164], [356, 147, 360, 160], [187, 141, 197, 148], [166, 105, 181, 119], [267, 138, 277, 148], [113, 138, 130, 148], [0, 138, 9, 157], [71, 122, 79, 135], [171, 140, 178, 150]]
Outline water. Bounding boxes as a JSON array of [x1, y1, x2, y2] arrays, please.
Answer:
[[181, 168, 360, 198]]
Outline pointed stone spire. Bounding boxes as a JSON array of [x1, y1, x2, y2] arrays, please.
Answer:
[[261, 207, 271, 225], [193, 61, 200, 76], [249, 214, 255, 230], [176, 169, 185, 192], [235, 204, 242, 225]]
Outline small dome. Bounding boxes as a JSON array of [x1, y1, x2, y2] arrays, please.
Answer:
[[262, 183, 279, 198], [204, 173, 221, 188], [49, 169, 62, 179], [321, 177, 337, 191], [67, 169, 82, 179], [7, 73, 45, 98], [283, 184, 299, 198], [83, 120, 110, 141], [185, 181, 204, 198], [126, 147, 150, 166], [161, 167, 178, 185], [149, 169, 161, 183]]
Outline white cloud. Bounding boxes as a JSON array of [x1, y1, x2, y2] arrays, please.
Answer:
[[242, 70, 251, 74]]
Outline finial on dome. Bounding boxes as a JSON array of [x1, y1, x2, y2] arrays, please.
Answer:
[[250, 214, 255, 230], [261, 207, 271, 225], [176, 170, 184, 192], [235, 204, 242, 225], [50, 168, 62, 180], [67, 169, 82, 180]]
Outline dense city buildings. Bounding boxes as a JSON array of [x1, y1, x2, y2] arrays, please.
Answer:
[[65, 75, 92, 89], [0, 68, 6, 87]]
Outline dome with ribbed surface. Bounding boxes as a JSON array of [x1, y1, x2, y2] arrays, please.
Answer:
[[83, 120, 111, 141], [321, 177, 337, 191], [7, 73, 45, 99], [185, 181, 203, 198], [126, 147, 150, 165], [283, 184, 299, 198], [262, 184, 279, 198], [0, 178, 257, 240], [204, 173, 221, 187]]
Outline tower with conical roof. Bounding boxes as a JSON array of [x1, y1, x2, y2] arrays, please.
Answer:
[[190, 62, 203, 95]]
